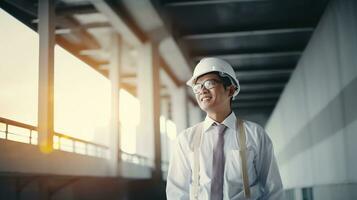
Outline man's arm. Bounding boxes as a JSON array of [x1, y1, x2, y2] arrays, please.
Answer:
[[256, 126, 284, 200], [166, 133, 191, 200]]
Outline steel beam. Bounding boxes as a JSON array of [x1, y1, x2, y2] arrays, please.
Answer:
[[239, 82, 285, 92], [90, 0, 143, 46], [232, 100, 276, 108], [56, 4, 97, 16], [194, 51, 301, 61], [183, 28, 314, 40], [236, 92, 280, 100], [165, 0, 269, 7]]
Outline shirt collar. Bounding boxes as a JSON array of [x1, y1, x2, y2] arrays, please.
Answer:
[[203, 111, 237, 133]]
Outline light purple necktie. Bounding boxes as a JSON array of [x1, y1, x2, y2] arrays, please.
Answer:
[[211, 123, 227, 200]]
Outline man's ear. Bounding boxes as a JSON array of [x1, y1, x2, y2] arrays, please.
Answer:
[[228, 85, 235, 97]]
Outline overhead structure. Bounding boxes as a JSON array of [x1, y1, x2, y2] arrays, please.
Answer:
[[150, 0, 329, 124], [0, 0, 329, 126]]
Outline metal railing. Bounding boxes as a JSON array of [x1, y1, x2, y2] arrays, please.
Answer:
[[0, 117, 109, 158], [0, 117, 164, 168], [119, 149, 153, 167], [118, 150, 169, 171]]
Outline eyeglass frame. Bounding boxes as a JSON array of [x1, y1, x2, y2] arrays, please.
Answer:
[[192, 79, 223, 94]]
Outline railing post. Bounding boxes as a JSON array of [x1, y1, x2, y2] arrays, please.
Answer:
[[58, 136, 61, 150], [5, 124, 8, 140], [29, 130, 32, 144]]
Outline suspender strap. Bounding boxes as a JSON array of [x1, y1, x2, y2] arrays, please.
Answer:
[[238, 118, 251, 198], [192, 123, 203, 200]]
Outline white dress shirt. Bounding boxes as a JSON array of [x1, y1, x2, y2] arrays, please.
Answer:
[[166, 112, 283, 200]]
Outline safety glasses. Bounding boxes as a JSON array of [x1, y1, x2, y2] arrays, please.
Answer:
[[192, 79, 222, 94]]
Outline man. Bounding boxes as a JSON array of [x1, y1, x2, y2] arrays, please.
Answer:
[[166, 57, 283, 200]]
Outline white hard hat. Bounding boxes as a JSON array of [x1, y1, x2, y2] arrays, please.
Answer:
[[186, 57, 240, 97]]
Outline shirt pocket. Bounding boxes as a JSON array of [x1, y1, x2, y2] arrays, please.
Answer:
[[225, 147, 257, 187]]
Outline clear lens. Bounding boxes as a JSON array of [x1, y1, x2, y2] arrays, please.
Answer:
[[193, 84, 202, 94], [204, 80, 215, 89], [192, 79, 220, 94]]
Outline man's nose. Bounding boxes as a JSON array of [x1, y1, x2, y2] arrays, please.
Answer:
[[199, 86, 209, 95]]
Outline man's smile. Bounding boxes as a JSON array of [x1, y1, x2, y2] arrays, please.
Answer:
[[200, 95, 212, 102]]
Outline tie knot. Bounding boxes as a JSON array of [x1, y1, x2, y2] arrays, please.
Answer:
[[214, 123, 227, 135]]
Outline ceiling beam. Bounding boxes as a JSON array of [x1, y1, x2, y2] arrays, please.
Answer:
[[79, 22, 111, 29], [1, 0, 101, 50], [232, 99, 277, 108], [121, 73, 137, 79], [164, 0, 268, 7], [239, 82, 285, 92], [183, 27, 314, 40], [194, 51, 301, 61], [56, 16, 101, 49], [56, 4, 97, 16], [159, 57, 183, 87], [236, 92, 280, 100], [90, 0, 145, 46], [236, 69, 293, 82], [56, 36, 107, 76], [0, 0, 37, 32], [55, 22, 112, 35], [237, 69, 292, 77], [1, 0, 36, 17]]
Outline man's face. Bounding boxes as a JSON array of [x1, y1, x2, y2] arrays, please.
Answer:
[[194, 73, 232, 113]]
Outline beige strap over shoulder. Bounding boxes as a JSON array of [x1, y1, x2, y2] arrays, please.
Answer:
[[238, 118, 251, 198], [191, 119, 251, 199], [191, 123, 203, 200]]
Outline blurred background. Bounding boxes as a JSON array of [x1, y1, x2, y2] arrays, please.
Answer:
[[0, 0, 356, 199]]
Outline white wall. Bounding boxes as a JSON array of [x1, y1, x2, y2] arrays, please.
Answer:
[[266, 0, 357, 189]]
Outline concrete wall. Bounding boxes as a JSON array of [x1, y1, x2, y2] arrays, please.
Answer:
[[0, 175, 165, 200], [0, 140, 110, 176], [265, 0, 357, 194]]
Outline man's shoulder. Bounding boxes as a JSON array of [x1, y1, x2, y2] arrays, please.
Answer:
[[176, 122, 204, 144], [242, 119, 264, 131], [240, 119, 268, 143]]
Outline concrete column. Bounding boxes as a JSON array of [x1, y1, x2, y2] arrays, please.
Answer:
[[137, 42, 161, 180], [108, 33, 122, 176], [188, 101, 203, 127], [37, 0, 55, 154], [160, 97, 170, 163], [171, 86, 189, 133]]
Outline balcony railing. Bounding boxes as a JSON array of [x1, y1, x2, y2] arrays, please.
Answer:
[[119, 149, 153, 167], [0, 117, 109, 158], [0, 117, 164, 169]]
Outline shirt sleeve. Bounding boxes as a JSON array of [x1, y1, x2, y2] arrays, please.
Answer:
[[166, 131, 191, 200], [256, 126, 284, 200]]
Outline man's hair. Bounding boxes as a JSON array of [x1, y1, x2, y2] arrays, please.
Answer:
[[212, 72, 233, 89]]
